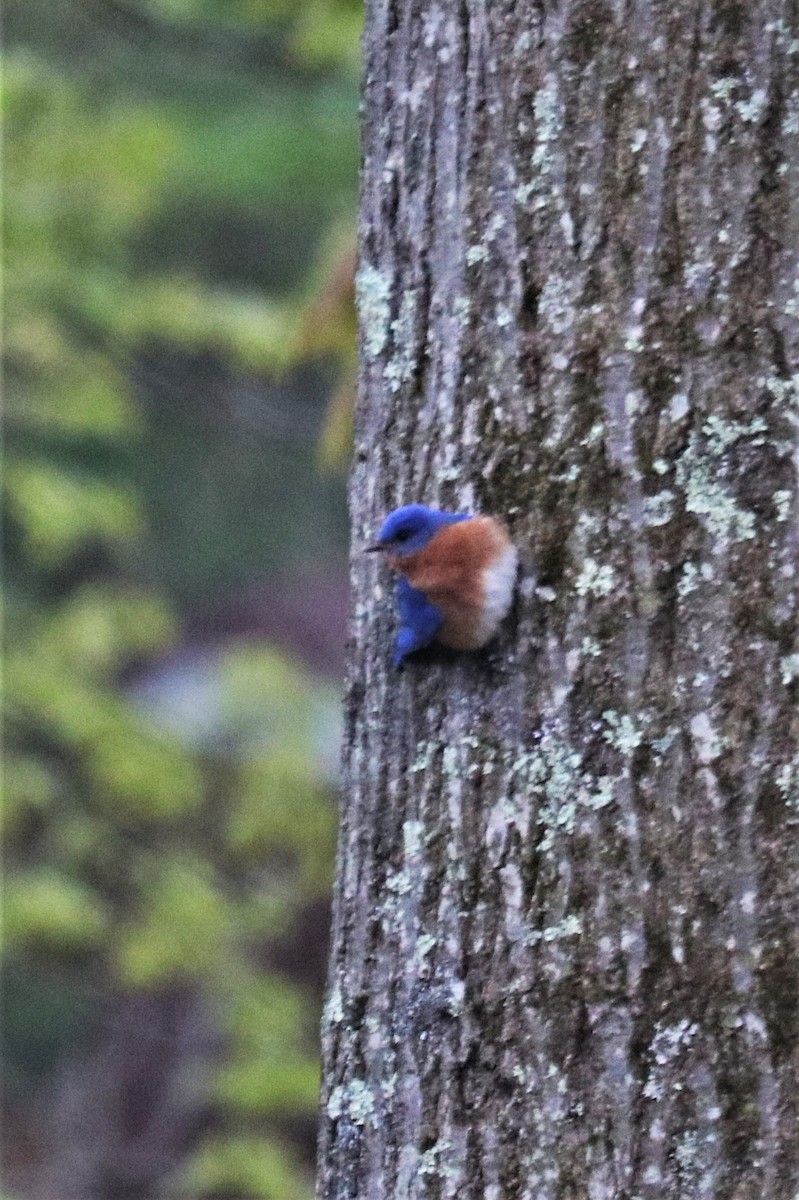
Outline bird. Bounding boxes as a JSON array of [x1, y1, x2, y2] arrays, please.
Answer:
[[367, 504, 518, 666]]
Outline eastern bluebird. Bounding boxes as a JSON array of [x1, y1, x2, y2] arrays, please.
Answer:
[[367, 504, 518, 666]]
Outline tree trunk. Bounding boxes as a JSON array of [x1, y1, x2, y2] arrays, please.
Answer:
[[318, 1, 799, 1196]]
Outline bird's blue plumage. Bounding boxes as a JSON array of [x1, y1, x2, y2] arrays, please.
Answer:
[[393, 576, 442, 665], [376, 504, 470, 557]]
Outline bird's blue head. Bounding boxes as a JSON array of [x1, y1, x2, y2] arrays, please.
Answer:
[[367, 504, 471, 557]]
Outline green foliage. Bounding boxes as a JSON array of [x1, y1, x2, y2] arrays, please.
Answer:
[[216, 975, 321, 1113], [231, 752, 337, 893], [139, 0, 363, 72], [5, 463, 143, 564], [4, 872, 110, 952], [5, 52, 293, 376], [185, 1135, 312, 1200], [3, 0, 356, 1194], [118, 860, 237, 987]]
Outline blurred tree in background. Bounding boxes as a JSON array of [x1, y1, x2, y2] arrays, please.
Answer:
[[3, 1, 359, 1196]]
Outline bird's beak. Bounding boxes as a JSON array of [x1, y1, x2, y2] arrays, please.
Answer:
[[365, 541, 386, 553]]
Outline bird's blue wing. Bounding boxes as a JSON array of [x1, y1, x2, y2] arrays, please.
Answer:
[[393, 578, 442, 666]]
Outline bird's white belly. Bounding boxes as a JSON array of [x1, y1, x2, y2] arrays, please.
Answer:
[[474, 543, 519, 645]]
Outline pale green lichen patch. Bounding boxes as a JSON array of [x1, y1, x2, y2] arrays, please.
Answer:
[[776, 754, 799, 807], [781, 262, 799, 311], [574, 558, 617, 597], [585, 775, 616, 810], [485, 211, 507, 243], [518, 739, 582, 850], [675, 424, 759, 545], [690, 712, 722, 763], [780, 654, 799, 685], [643, 490, 676, 527], [761, 371, 799, 406], [630, 128, 648, 154], [356, 264, 392, 358], [674, 1129, 703, 1190], [602, 711, 643, 756], [386, 819, 428, 896], [677, 561, 714, 597], [643, 1020, 699, 1101], [538, 274, 573, 335], [516, 733, 617, 851], [327, 1078, 376, 1124], [706, 76, 767, 127], [324, 982, 344, 1024], [651, 728, 679, 757], [452, 295, 471, 326], [403, 819, 425, 861], [669, 392, 690, 421], [527, 913, 582, 945], [385, 871, 413, 896], [532, 76, 561, 169], [703, 414, 768, 452], [516, 73, 562, 205], [773, 490, 791, 522], [419, 1140, 459, 1181], [735, 88, 767, 123], [384, 288, 418, 392], [678, 563, 700, 597], [410, 740, 438, 773], [624, 325, 644, 352], [415, 932, 437, 960], [709, 77, 737, 103], [441, 744, 459, 778], [583, 420, 605, 446], [466, 243, 489, 265]]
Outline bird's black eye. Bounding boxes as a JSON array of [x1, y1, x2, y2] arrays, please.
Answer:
[[395, 529, 410, 542]]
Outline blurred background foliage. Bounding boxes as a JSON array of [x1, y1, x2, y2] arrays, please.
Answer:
[[3, 0, 358, 1195]]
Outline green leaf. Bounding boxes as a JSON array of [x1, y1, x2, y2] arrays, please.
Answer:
[[5, 462, 143, 564], [4, 871, 108, 951], [117, 860, 233, 986], [45, 586, 176, 673], [231, 755, 336, 895], [213, 972, 322, 1124], [183, 1134, 312, 1200], [2, 755, 57, 835], [86, 728, 202, 819]]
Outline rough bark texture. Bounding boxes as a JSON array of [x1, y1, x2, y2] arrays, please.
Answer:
[[319, 1, 799, 1197]]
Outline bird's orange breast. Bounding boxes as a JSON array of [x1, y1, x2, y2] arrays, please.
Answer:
[[390, 517, 514, 649]]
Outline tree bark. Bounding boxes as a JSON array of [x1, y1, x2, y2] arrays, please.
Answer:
[[319, 1, 799, 1197]]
